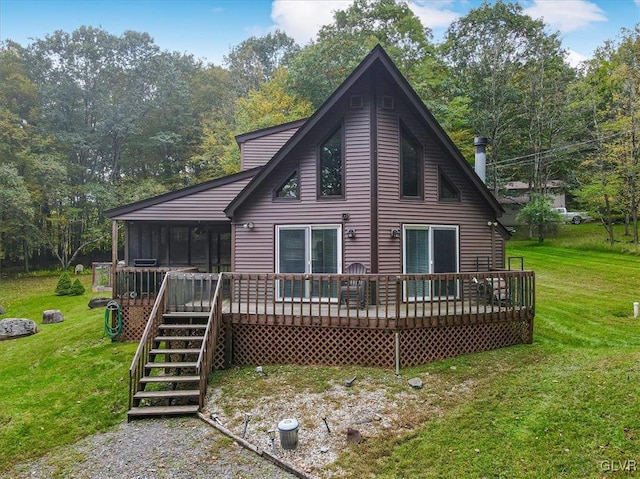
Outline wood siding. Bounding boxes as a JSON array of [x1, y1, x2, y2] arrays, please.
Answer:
[[240, 126, 300, 171], [112, 177, 253, 222], [233, 88, 372, 273], [375, 75, 505, 274]]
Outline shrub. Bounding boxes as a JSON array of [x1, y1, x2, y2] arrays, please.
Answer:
[[70, 279, 86, 296], [54, 272, 72, 296]]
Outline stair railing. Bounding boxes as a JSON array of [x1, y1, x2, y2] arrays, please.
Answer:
[[196, 273, 224, 409], [129, 273, 169, 410]]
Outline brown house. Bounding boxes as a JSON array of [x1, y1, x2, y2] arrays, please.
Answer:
[[106, 46, 534, 419]]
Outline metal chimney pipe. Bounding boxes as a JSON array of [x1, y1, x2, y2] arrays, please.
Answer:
[[474, 137, 489, 183]]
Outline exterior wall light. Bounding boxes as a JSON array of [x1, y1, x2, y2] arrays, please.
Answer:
[[242, 222, 254, 229], [346, 228, 356, 238], [390, 228, 401, 239]]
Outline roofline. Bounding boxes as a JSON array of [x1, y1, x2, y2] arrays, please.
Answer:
[[225, 44, 503, 218], [371, 49, 504, 216], [225, 46, 388, 218], [105, 167, 262, 219], [235, 118, 308, 145]]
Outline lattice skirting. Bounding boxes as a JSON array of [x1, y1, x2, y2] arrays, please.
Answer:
[[231, 320, 532, 368], [233, 324, 397, 368], [398, 320, 531, 367], [119, 305, 154, 341]]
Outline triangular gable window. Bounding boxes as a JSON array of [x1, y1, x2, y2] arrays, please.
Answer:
[[275, 171, 299, 199], [439, 170, 460, 201]]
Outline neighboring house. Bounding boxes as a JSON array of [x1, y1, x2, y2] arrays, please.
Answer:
[[106, 46, 535, 418], [499, 181, 565, 227]]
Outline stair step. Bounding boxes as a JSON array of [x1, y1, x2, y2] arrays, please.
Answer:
[[128, 405, 199, 419], [155, 336, 204, 342], [158, 324, 206, 330], [140, 375, 200, 384], [134, 389, 200, 400], [150, 348, 200, 355], [163, 312, 210, 319], [145, 362, 197, 369]]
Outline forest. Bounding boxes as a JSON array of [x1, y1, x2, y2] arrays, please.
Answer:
[[0, 0, 638, 272]]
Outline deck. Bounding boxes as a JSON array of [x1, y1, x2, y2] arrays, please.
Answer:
[[117, 269, 535, 369]]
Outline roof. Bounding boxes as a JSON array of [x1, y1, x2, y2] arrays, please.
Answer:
[[105, 167, 261, 220], [225, 44, 503, 219], [235, 118, 307, 145]]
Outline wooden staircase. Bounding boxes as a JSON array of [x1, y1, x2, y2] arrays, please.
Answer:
[[128, 312, 210, 420]]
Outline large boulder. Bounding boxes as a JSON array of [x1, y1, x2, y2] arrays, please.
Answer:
[[42, 310, 64, 324], [88, 297, 111, 309], [0, 319, 38, 340]]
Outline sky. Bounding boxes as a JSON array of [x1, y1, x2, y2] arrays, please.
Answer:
[[0, 0, 639, 68]]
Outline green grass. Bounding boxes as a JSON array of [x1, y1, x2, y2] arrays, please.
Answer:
[[334, 225, 640, 478], [2, 228, 640, 477], [0, 276, 136, 472]]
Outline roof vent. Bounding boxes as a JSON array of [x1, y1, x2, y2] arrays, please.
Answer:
[[382, 95, 394, 110], [350, 95, 363, 109]]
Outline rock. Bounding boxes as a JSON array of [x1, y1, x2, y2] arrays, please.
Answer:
[[74, 264, 84, 274], [42, 309, 64, 324], [0, 318, 38, 340], [346, 427, 362, 444], [0, 305, 5, 315], [88, 297, 112, 309], [408, 377, 423, 389]]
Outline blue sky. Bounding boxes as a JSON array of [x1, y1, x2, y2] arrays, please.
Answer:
[[1, 1, 638, 67]]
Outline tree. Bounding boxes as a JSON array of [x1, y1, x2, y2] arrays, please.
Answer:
[[575, 26, 640, 243], [516, 193, 562, 243], [224, 30, 300, 96], [442, 1, 575, 192], [0, 165, 35, 274], [288, 0, 433, 108]]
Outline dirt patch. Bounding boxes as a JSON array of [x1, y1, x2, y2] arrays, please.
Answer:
[[205, 368, 476, 478]]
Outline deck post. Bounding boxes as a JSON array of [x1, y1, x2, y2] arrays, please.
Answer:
[[111, 220, 118, 299], [395, 332, 400, 375], [224, 315, 233, 367]]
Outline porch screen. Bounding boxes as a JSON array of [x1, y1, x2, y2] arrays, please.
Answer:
[[277, 225, 341, 299]]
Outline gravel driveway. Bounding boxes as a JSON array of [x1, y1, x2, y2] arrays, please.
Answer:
[[3, 417, 296, 479]]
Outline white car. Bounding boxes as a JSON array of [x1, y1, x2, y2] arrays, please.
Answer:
[[553, 207, 591, 224]]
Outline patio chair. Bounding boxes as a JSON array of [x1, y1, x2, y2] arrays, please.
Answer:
[[473, 276, 509, 305], [339, 262, 369, 309]]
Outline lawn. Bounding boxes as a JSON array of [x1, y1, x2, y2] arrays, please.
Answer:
[[0, 275, 136, 472], [1, 224, 640, 477]]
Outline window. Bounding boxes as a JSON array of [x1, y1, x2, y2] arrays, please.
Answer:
[[403, 225, 458, 300], [275, 171, 299, 199], [319, 127, 343, 198], [276, 225, 342, 299], [401, 126, 422, 198], [439, 170, 460, 201]]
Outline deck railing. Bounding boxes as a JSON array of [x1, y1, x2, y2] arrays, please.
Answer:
[[222, 270, 535, 329], [196, 276, 223, 408], [115, 267, 199, 305], [128, 274, 169, 410]]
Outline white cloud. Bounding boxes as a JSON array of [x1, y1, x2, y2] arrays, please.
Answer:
[[523, 0, 607, 32], [565, 49, 588, 68], [408, 1, 460, 29], [271, 0, 352, 45]]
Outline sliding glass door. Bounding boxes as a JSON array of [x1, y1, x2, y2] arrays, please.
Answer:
[[276, 225, 342, 299], [403, 225, 459, 300]]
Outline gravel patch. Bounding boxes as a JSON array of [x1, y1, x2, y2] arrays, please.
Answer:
[[205, 370, 476, 478], [2, 417, 296, 479]]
